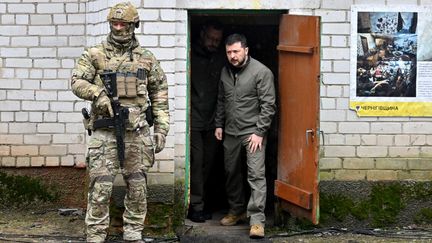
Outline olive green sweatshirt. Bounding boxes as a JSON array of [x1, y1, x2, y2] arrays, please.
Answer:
[[215, 57, 276, 137]]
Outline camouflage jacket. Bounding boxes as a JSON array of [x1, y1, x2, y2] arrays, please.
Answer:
[[71, 38, 170, 135]]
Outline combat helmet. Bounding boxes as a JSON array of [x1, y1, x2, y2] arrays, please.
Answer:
[[107, 2, 139, 28]]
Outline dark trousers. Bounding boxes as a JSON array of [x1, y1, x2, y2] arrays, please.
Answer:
[[190, 130, 218, 211]]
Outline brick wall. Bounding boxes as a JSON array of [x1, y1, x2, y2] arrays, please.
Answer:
[[0, 1, 87, 167], [312, 0, 432, 181], [1, 0, 432, 182], [83, 0, 184, 185], [0, 0, 182, 186], [179, 0, 432, 181]]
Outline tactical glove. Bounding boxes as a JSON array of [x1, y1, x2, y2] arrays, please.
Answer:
[[153, 133, 166, 153], [95, 92, 114, 117]]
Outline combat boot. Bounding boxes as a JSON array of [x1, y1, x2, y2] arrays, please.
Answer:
[[249, 224, 265, 238], [220, 212, 246, 226]]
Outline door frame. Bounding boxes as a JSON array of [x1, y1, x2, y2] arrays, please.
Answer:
[[185, 8, 288, 215]]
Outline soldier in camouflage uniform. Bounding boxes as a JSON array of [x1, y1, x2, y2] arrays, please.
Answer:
[[71, 2, 169, 243]]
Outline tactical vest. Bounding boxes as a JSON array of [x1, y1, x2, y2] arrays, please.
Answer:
[[87, 41, 154, 130], [90, 41, 152, 110]]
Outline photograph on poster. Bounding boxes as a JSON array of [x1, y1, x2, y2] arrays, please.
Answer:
[[417, 12, 432, 61], [356, 12, 417, 97]]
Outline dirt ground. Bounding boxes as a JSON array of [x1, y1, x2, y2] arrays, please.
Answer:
[[1, 169, 432, 242], [0, 207, 86, 242], [181, 212, 432, 243], [2, 208, 432, 243]]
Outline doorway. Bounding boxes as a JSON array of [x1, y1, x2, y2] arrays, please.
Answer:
[[188, 11, 285, 219]]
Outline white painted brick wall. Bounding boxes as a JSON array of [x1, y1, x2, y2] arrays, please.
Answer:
[[313, 0, 432, 180], [328, 134, 344, 145], [336, 97, 349, 109], [1, 113, 14, 122], [9, 123, 37, 134], [325, 0, 354, 9], [2, 15, 16, 25], [144, 22, 176, 34], [28, 26, 56, 35], [144, 0, 176, 8], [333, 60, 349, 72], [0, 0, 431, 181], [38, 123, 65, 133], [326, 85, 343, 97], [357, 146, 388, 157], [389, 147, 420, 157], [22, 101, 49, 111], [24, 135, 51, 144], [0, 101, 20, 111], [322, 48, 350, 60], [361, 135, 376, 145], [315, 9, 346, 22], [137, 35, 158, 46], [321, 110, 346, 121], [30, 15, 52, 25], [404, 122, 432, 133], [37, 4, 64, 14], [138, 9, 159, 21], [7, 90, 34, 100], [6, 58, 32, 68], [15, 112, 29, 122], [346, 134, 361, 145], [339, 122, 369, 133], [331, 36, 347, 47], [8, 4, 35, 13], [371, 123, 402, 134], [325, 146, 356, 157], [322, 23, 350, 34]]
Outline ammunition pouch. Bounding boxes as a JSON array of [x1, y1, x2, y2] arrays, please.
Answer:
[[116, 68, 148, 98]]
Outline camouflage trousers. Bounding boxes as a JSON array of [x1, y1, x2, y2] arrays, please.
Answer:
[[85, 127, 154, 243]]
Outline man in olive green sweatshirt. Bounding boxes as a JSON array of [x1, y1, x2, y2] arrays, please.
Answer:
[[215, 33, 276, 239]]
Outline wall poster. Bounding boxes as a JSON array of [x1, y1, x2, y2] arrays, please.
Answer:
[[350, 5, 432, 116]]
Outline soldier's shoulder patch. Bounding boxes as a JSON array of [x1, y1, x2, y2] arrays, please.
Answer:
[[141, 48, 156, 59]]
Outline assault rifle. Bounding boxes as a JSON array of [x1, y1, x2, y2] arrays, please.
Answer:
[[93, 71, 129, 168]]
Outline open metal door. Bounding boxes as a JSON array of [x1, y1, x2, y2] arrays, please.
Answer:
[[274, 14, 321, 224]]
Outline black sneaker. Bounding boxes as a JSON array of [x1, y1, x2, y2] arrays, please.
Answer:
[[187, 210, 206, 223]]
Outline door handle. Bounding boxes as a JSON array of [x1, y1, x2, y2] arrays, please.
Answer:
[[317, 128, 325, 146], [305, 129, 315, 146]]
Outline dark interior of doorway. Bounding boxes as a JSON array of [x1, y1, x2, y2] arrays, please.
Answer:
[[189, 12, 283, 217]]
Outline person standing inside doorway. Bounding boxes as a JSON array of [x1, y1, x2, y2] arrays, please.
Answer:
[[189, 20, 225, 222], [215, 33, 276, 239]]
